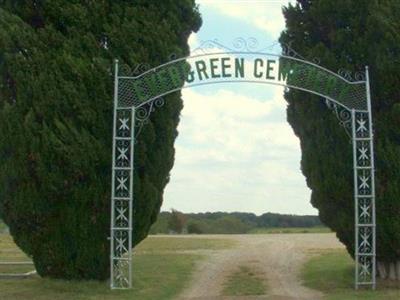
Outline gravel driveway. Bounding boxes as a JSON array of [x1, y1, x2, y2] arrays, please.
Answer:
[[177, 233, 344, 300]]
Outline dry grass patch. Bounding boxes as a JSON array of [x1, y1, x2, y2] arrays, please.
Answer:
[[222, 265, 267, 296]]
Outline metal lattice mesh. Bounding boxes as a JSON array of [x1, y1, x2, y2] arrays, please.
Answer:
[[280, 57, 367, 110], [117, 52, 367, 111], [118, 60, 188, 108]]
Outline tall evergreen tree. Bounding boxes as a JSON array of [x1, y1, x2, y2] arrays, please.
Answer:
[[280, 0, 400, 279], [0, 1, 201, 279]]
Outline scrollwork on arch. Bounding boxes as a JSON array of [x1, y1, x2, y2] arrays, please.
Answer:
[[232, 37, 260, 52], [134, 97, 165, 140], [190, 37, 320, 61], [325, 98, 352, 139], [191, 39, 233, 54], [281, 41, 321, 65], [117, 62, 153, 77], [337, 68, 366, 82]]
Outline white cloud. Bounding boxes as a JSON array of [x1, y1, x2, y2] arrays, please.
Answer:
[[188, 33, 199, 49], [254, 18, 284, 37], [177, 88, 294, 158], [162, 86, 315, 215], [161, 0, 314, 216], [197, 0, 294, 38]]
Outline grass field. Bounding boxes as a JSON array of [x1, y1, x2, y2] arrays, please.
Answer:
[[301, 249, 400, 300], [0, 234, 33, 274], [249, 226, 331, 234], [0, 221, 6, 233], [136, 235, 235, 252], [0, 234, 234, 300], [222, 265, 266, 296]]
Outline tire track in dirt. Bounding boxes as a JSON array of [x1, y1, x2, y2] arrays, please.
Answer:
[[178, 233, 344, 300]]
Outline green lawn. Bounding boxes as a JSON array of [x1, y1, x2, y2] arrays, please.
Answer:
[[249, 226, 331, 234], [0, 220, 6, 233], [301, 249, 400, 300], [136, 235, 235, 253], [0, 234, 33, 274], [0, 234, 233, 300], [222, 265, 266, 296]]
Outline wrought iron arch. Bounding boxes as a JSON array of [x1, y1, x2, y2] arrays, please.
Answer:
[[110, 39, 376, 290]]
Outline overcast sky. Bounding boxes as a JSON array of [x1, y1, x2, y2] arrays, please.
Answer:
[[161, 0, 318, 216]]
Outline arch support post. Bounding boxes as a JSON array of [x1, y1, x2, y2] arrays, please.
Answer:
[[110, 60, 134, 289], [352, 66, 376, 289]]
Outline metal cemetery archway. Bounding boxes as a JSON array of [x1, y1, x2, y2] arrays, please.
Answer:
[[110, 40, 376, 290]]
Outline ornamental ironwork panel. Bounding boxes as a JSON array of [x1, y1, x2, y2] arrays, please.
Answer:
[[112, 259, 130, 289], [110, 61, 134, 289], [358, 198, 373, 224], [113, 200, 130, 228], [116, 109, 132, 138], [115, 140, 131, 168], [357, 255, 374, 284], [114, 170, 130, 198], [351, 85, 376, 289]]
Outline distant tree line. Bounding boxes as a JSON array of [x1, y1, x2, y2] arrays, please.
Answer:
[[150, 210, 323, 234]]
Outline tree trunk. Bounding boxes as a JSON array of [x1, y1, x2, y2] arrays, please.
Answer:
[[389, 262, 397, 280], [377, 260, 400, 280], [396, 261, 400, 281], [377, 260, 387, 279]]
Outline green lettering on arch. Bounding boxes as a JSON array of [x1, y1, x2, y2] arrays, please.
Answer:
[[324, 75, 340, 95], [338, 84, 354, 102], [278, 59, 292, 82], [210, 58, 220, 78], [195, 60, 209, 80], [132, 80, 148, 103], [130, 54, 364, 109], [221, 57, 232, 78], [165, 62, 187, 89], [254, 58, 264, 78], [156, 68, 171, 91], [235, 58, 244, 78], [266, 60, 276, 80]]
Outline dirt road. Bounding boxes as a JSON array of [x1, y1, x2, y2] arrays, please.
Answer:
[[178, 233, 344, 300]]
